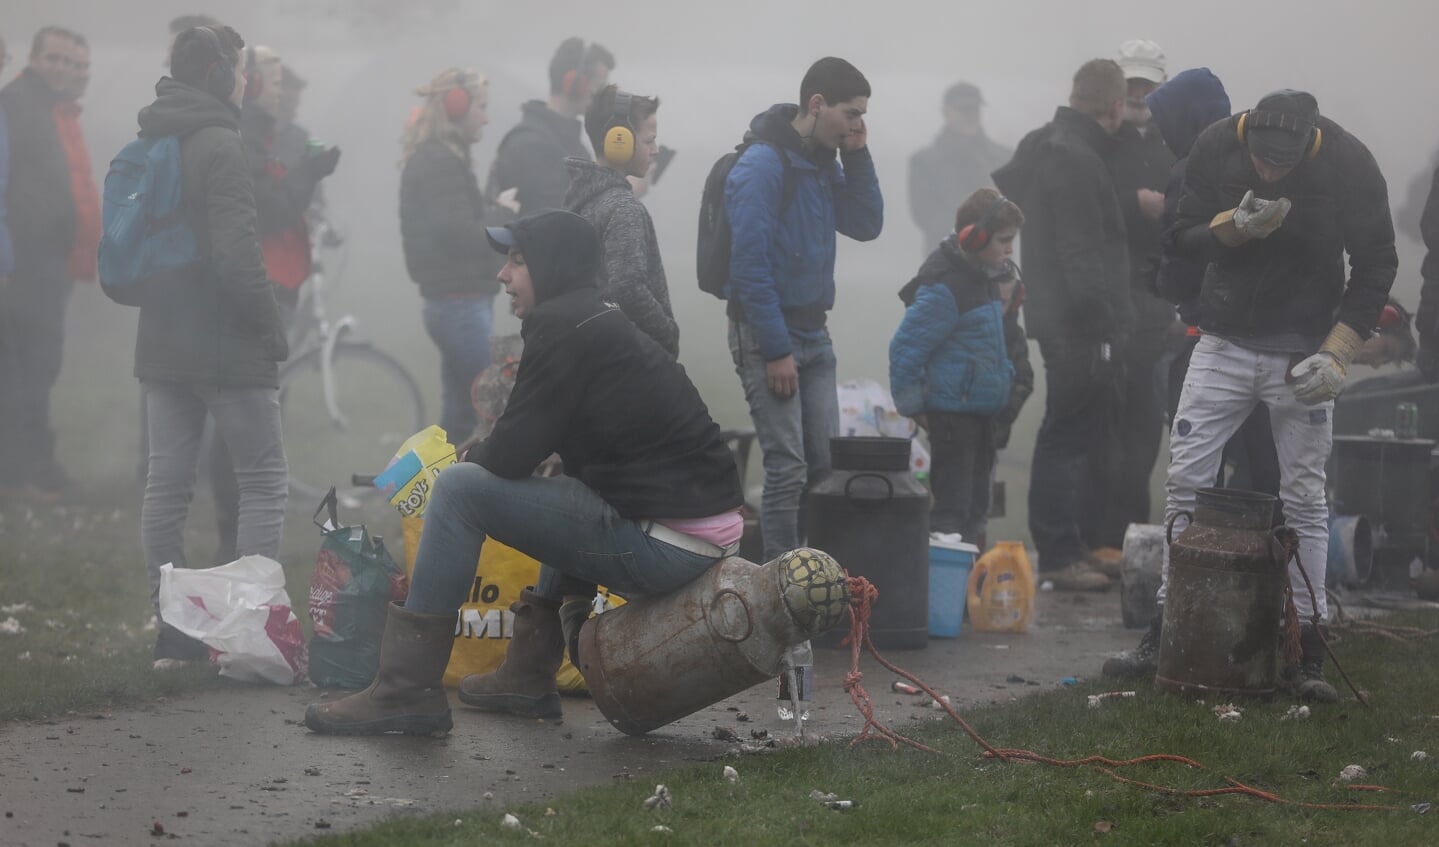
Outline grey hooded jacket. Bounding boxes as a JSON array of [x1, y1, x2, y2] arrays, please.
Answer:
[[564, 157, 678, 356]]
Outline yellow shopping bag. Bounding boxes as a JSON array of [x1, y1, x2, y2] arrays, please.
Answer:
[[401, 516, 620, 691], [375, 426, 456, 518]]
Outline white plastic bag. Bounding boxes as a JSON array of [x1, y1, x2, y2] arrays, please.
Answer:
[[158, 556, 307, 685], [837, 378, 930, 474]]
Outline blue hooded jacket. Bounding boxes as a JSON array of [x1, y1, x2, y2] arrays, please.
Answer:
[[1147, 68, 1230, 324], [725, 104, 883, 361]]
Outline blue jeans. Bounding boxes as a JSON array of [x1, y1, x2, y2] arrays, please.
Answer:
[[728, 320, 838, 561], [422, 296, 494, 445], [404, 462, 724, 614]]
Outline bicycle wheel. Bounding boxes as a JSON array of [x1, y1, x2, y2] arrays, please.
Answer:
[[280, 342, 426, 503]]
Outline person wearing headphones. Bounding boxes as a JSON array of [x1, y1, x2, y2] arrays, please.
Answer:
[[889, 188, 1029, 546], [1159, 90, 1397, 702], [488, 37, 614, 216], [134, 25, 289, 668], [564, 84, 678, 356], [399, 67, 509, 446]]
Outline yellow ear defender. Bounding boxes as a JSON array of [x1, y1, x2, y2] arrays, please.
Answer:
[[603, 90, 635, 166], [1235, 111, 1322, 160]]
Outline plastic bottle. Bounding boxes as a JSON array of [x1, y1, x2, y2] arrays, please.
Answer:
[[966, 541, 1035, 633], [776, 640, 814, 721]]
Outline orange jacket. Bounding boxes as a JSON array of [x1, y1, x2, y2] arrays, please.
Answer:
[[54, 101, 100, 282]]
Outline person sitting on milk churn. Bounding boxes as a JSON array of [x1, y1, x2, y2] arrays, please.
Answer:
[[305, 209, 746, 736], [1105, 90, 1397, 702]]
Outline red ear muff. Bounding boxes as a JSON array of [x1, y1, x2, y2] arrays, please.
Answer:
[[443, 85, 470, 121], [957, 223, 988, 252], [562, 68, 589, 99]]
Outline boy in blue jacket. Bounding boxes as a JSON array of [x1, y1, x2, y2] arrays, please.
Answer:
[[890, 188, 1027, 543]]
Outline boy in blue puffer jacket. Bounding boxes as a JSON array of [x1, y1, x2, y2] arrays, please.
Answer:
[[891, 188, 1027, 542]]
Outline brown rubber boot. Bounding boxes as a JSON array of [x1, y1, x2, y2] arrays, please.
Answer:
[[457, 589, 564, 719], [304, 602, 455, 736]]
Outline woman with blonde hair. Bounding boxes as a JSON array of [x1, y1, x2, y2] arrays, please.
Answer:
[[400, 68, 513, 445]]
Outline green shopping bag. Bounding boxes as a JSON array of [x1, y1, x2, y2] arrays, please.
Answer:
[[307, 487, 409, 688]]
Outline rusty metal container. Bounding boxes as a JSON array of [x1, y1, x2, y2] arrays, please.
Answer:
[[1155, 488, 1285, 698], [576, 548, 849, 736]]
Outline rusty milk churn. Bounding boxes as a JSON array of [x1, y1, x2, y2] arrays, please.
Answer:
[[576, 548, 850, 736], [1155, 487, 1286, 698]]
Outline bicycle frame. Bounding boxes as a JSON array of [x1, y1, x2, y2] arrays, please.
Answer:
[[290, 220, 363, 429]]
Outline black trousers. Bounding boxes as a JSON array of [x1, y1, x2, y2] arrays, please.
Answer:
[[0, 262, 73, 487], [927, 411, 995, 541]]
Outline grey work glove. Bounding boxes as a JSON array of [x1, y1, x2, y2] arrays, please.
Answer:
[[1211, 190, 1292, 246]]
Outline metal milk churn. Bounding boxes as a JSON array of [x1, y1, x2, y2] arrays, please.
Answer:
[[807, 437, 930, 650], [1156, 488, 1286, 698], [575, 548, 849, 736]]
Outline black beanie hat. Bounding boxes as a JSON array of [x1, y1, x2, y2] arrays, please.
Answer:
[[485, 210, 599, 306], [1245, 89, 1319, 168]]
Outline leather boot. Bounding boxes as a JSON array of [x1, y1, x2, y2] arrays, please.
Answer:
[[304, 602, 455, 736], [1102, 609, 1162, 678], [1279, 624, 1339, 703], [457, 589, 564, 719]]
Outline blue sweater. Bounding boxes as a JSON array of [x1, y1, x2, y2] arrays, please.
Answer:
[[890, 240, 1014, 417], [725, 104, 883, 361]]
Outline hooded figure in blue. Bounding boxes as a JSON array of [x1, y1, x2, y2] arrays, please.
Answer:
[[1146, 68, 1231, 324]]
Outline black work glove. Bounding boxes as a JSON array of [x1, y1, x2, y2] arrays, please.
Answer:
[[301, 146, 341, 180]]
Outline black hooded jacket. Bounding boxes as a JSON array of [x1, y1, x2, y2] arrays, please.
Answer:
[[992, 107, 1131, 344], [1171, 109, 1397, 340], [132, 78, 287, 388], [468, 212, 742, 519], [1418, 164, 1439, 344], [488, 100, 591, 216]]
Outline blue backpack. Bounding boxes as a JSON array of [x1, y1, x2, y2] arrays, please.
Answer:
[[98, 136, 200, 306]]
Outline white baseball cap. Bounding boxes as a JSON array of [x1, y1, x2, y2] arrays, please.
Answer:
[[1118, 39, 1167, 84]]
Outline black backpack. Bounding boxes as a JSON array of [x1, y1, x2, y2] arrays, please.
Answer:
[[696, 139, 796, 299]]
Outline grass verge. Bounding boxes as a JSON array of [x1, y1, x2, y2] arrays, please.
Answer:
[[295, 615, 1439, 847], [0, 482, 401, 721]]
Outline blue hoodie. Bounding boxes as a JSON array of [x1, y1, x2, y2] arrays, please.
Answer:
[[725, 104, 884, 361], [1147, 68, 1230, 323]]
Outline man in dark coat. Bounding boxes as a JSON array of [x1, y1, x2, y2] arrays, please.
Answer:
[[1415, 165, 1439, 379], [136, 25, 290, 668], [488, 37, 614, 216], [907, 82, 1010, 256], [992, 59, 1131, 591], [1159, 89, 1396, 702], [1085, 41, 1178, 557], [0, 26, 85, 500]]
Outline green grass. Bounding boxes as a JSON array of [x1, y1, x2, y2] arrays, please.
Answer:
[[294, 619, 1439, 847], [0, 480, 403, 721]]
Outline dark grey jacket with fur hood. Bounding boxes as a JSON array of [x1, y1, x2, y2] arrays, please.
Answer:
[[564, 157, 678, 356]]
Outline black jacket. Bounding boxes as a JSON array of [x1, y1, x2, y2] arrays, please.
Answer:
[[0, 69, 75, 271], [401, 140, 506, 299], [469, 212, 741, 519], [488, 100, 591, 216], [132, 78, 287, 387], [1416, 165, 1439, 344], [992, 107, 1131, 343], [1172, 115, 1397, 340], [471, 289, 742, 518], [1110, 122, 1176, 333]]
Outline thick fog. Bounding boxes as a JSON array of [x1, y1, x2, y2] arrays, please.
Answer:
[[6, 0, 1437, 525]]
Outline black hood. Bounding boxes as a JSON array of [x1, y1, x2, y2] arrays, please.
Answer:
[[137, 77, 240, 139], [1147, 68, 1231, 160], [486, 210, 598, 306], [746, 103, 836, 168]]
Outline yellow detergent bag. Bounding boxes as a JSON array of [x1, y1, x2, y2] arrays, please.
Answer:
[[373, 425, 456, 518]]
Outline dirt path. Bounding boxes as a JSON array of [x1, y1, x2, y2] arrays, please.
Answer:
[[0, 590, 1133, 846]]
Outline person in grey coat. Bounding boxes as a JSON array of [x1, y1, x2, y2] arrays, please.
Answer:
[[565, 84, 678, 356]]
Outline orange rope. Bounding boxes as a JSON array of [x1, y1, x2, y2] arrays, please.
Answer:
[[838, 574, 1417, 812]]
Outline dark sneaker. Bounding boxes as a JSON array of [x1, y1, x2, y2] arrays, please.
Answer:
[[1103, 612, 1162, 678]]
